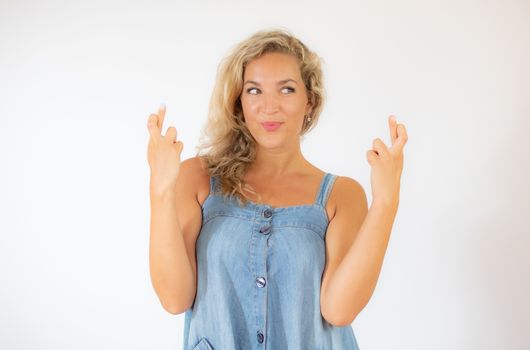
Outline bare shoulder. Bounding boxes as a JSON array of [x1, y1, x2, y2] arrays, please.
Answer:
[[327, 175, 368, 220], [177, 156, 211, 206], [180, 156, 208, 176]]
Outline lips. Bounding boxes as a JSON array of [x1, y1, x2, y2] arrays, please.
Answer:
[[261, 122, 283, 131]]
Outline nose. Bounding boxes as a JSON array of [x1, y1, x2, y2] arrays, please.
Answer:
[[262, 92, 280, 114]]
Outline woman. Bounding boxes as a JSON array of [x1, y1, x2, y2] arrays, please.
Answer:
[[147, 28, 408, 350]]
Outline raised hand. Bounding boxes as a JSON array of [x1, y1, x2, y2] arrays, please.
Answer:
[[366, 115, 408, 206], [146, 104, 184, 196]]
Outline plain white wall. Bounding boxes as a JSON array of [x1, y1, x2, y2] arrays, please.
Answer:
[[1, 0, 529, 349]]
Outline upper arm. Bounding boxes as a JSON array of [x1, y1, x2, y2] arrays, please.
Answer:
[[174, 156, 210, 303], [320, 176, 368, 322]]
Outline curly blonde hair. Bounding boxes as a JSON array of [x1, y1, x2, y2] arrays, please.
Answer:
[[195, 28, 326, 205]]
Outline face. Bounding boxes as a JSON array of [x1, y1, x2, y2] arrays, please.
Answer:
[[240, 52, 312, 151]]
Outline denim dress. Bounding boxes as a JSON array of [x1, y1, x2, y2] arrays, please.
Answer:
[[182, 173, 360, 350]]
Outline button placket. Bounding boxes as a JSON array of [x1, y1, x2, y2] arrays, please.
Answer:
[[254, 206, 271, 347], [260, 207, 273, 236]]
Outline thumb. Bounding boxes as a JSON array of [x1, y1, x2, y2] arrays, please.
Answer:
[[174, 140, 184, 154]]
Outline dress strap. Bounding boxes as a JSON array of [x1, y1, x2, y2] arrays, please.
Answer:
[[209, 175, 220, 194], [315, 173, 337, 206]]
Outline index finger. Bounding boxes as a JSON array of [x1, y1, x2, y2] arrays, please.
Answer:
[[394, 123, 408, 151], [157, 103, 166, 130]]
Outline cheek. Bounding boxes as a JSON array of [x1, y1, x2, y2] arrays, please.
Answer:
[[241, 99, 259, 119]]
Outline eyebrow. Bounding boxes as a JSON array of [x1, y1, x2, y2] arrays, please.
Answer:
[[243, 79, 298, 86]]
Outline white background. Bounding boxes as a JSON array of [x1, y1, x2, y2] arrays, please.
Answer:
[[1, 0, 529, 349]]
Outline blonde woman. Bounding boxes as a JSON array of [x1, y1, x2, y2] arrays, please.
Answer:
[[147, 28, 408, 350]]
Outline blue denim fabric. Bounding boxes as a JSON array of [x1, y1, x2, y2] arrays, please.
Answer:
[[182, 173, 360, 350]]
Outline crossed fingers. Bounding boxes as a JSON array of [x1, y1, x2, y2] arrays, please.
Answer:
[[371, 115, 408, 157], [388, 115, 408, 153], [147, 104, 167, 138], [147, 104, 179, 143]]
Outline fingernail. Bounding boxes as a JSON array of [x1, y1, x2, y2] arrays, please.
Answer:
[[160, 103, 166, 109]]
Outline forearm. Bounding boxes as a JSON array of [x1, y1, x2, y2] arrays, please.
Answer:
[[149, 191, 195, 314], [325, 199, 398, 324]]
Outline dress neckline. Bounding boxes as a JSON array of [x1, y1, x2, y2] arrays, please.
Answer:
[[207, 172, 335, 216]]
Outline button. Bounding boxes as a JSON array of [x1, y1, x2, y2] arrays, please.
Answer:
[[263, 209, 273, 218], [259, 225, 271, 235], [257, 331, 264, 343], [256, 276, 266, 288]]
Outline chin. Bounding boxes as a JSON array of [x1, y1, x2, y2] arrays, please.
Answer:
[[254, 136, 286, 150]]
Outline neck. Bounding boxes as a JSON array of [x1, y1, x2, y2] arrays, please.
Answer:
[[249, 142, 307, 178]]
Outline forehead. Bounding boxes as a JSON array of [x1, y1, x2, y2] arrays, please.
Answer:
[[243, 52, 302, 81]]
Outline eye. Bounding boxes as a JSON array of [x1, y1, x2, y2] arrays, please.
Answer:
[[246, 87, 260, 95], [281, 86, 295, 94]]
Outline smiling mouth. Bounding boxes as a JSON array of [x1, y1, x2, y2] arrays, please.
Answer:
[[261, 122, 283, 131]]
